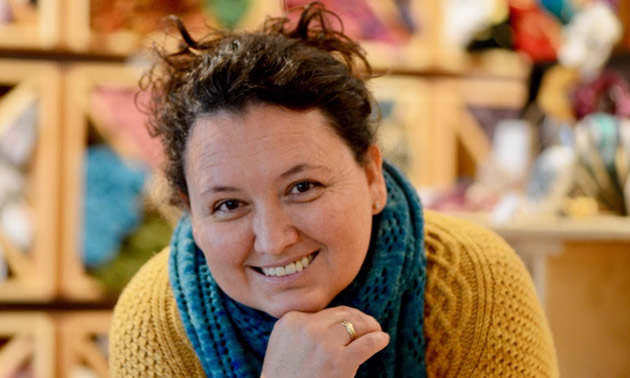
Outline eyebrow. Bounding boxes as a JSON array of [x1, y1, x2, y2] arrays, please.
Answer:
[[200, 163, 329, 197], [279, 163, 329, 180]]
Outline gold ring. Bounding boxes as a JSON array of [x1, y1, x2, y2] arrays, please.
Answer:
[[340, 320, 357, 342]]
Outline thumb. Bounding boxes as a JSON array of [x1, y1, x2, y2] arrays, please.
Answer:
[[344, 331, 390, 366]]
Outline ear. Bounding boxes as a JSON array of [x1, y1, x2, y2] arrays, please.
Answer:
[[363, 144, 387, 214], [178, 190, 191, 212]]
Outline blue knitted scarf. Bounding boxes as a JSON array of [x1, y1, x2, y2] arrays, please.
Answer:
[[169, 162, 427, 377]]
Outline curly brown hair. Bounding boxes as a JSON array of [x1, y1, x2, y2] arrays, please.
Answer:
[[142, 2, 377, 206]]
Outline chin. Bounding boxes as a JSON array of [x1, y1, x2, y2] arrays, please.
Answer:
[[263, 295, 331, 319]]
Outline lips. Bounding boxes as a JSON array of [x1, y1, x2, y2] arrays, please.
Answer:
[[255, 251, 318, 277]]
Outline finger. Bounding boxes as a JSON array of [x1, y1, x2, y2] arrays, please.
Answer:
[[324, 307, 382, 345], [344, 331, 390, 366]]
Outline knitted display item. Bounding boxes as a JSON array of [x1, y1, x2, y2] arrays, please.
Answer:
[[169, 162, 428, 377], [83, 145, 147, 268]]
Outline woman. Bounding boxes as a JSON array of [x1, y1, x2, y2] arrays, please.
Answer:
[[110, 3, 558, 377]]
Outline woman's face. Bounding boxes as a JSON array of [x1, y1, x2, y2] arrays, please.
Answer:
[[183, 104, 386, 318]]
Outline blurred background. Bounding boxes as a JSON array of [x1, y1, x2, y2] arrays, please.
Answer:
[[0, 0, 628, 376]]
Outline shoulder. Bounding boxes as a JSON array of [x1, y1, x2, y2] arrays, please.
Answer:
[[109, 248, 205, 377], [422, 210, 558, 377]]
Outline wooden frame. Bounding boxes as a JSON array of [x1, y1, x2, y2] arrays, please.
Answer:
[[0, 0, 60, 50], [57, 311, 111, 378], [62, 0, 283, 55], [0, 312, 55, 378], [369, 76, 431, 187], [429, 77, 528, 187], [0, 60, 60, 302], [61, 63, 170, 301], [62, 63, 140, 300]]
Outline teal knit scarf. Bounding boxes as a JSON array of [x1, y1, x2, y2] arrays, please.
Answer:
[[169, 162, 427, 377]]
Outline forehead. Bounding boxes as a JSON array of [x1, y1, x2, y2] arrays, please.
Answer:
[[183, 104, 351, 177]]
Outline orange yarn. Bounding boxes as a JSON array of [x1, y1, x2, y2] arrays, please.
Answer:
[[109, 211, 558, 377]]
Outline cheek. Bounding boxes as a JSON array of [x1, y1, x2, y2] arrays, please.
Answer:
[[191, 219, 251, 269], [301, 194, 373, 253]]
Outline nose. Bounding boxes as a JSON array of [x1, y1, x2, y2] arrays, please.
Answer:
[[252, 203, 299, 255]]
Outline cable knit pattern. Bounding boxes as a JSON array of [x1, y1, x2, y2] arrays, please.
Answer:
[[109, 211, 558, 377], [423, 210, 558, 377]]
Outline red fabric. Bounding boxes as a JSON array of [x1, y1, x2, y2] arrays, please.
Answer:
[[509, 2, 562, 62]]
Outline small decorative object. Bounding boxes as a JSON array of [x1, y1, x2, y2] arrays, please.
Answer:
[[574, 113, 627, 214], [0, 101, 37, 166], [491, 119, 533, 185], [562, 195, 599, 218], [525, 144, 576, 214], [538, 0, 575, 24], [537, 65, 579, 122], [509, 0, 563, 62], [444, 0, 502, 48], [559, 1, 622, 78], [0, 200, 32, 251], [0, 96, 37, 254], [204, 0, 251, 29], [571, 71, 630, 120], [0, 160, 24, 210]]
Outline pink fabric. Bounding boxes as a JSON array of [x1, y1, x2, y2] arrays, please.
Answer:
[[90, 87, 164, 169], [284, 0, 414, 45]]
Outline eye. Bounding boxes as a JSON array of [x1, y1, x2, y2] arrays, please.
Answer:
[[291, 181, 317, 193], [213, 199, 244, 213], [287, 181, 323, 200]]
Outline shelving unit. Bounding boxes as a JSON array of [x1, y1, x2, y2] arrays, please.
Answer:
[[9, 0, 619, 376], [61, 0, 283, 55], [61, 64, 143, 301], [0, 60, 60, 302], [61, 63, 172, 302]]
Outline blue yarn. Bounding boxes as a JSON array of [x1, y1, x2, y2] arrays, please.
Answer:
[[169, 162, 427, 377], [538, 0, 575, 24], [82, 145, 148, 268]]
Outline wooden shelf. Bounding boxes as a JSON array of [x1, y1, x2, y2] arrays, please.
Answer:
[[61, 63, 173, 301], [450, 212, 630, 242]]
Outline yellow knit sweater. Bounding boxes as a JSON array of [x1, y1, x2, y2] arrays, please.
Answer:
[[109, 210, 559, 377]]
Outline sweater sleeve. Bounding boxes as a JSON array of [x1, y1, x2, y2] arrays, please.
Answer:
[[422, 210, 559, 378], [109, 249, 205, 377]]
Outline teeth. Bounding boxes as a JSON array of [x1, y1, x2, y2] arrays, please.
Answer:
[[285, 263, 296, 274], [261, 254, 314, 277]]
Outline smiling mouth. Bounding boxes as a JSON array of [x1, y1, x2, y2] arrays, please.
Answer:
[[254, 251, 319, 278]]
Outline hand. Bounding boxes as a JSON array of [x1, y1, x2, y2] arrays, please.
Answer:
[[261, 306, 390, 378]]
